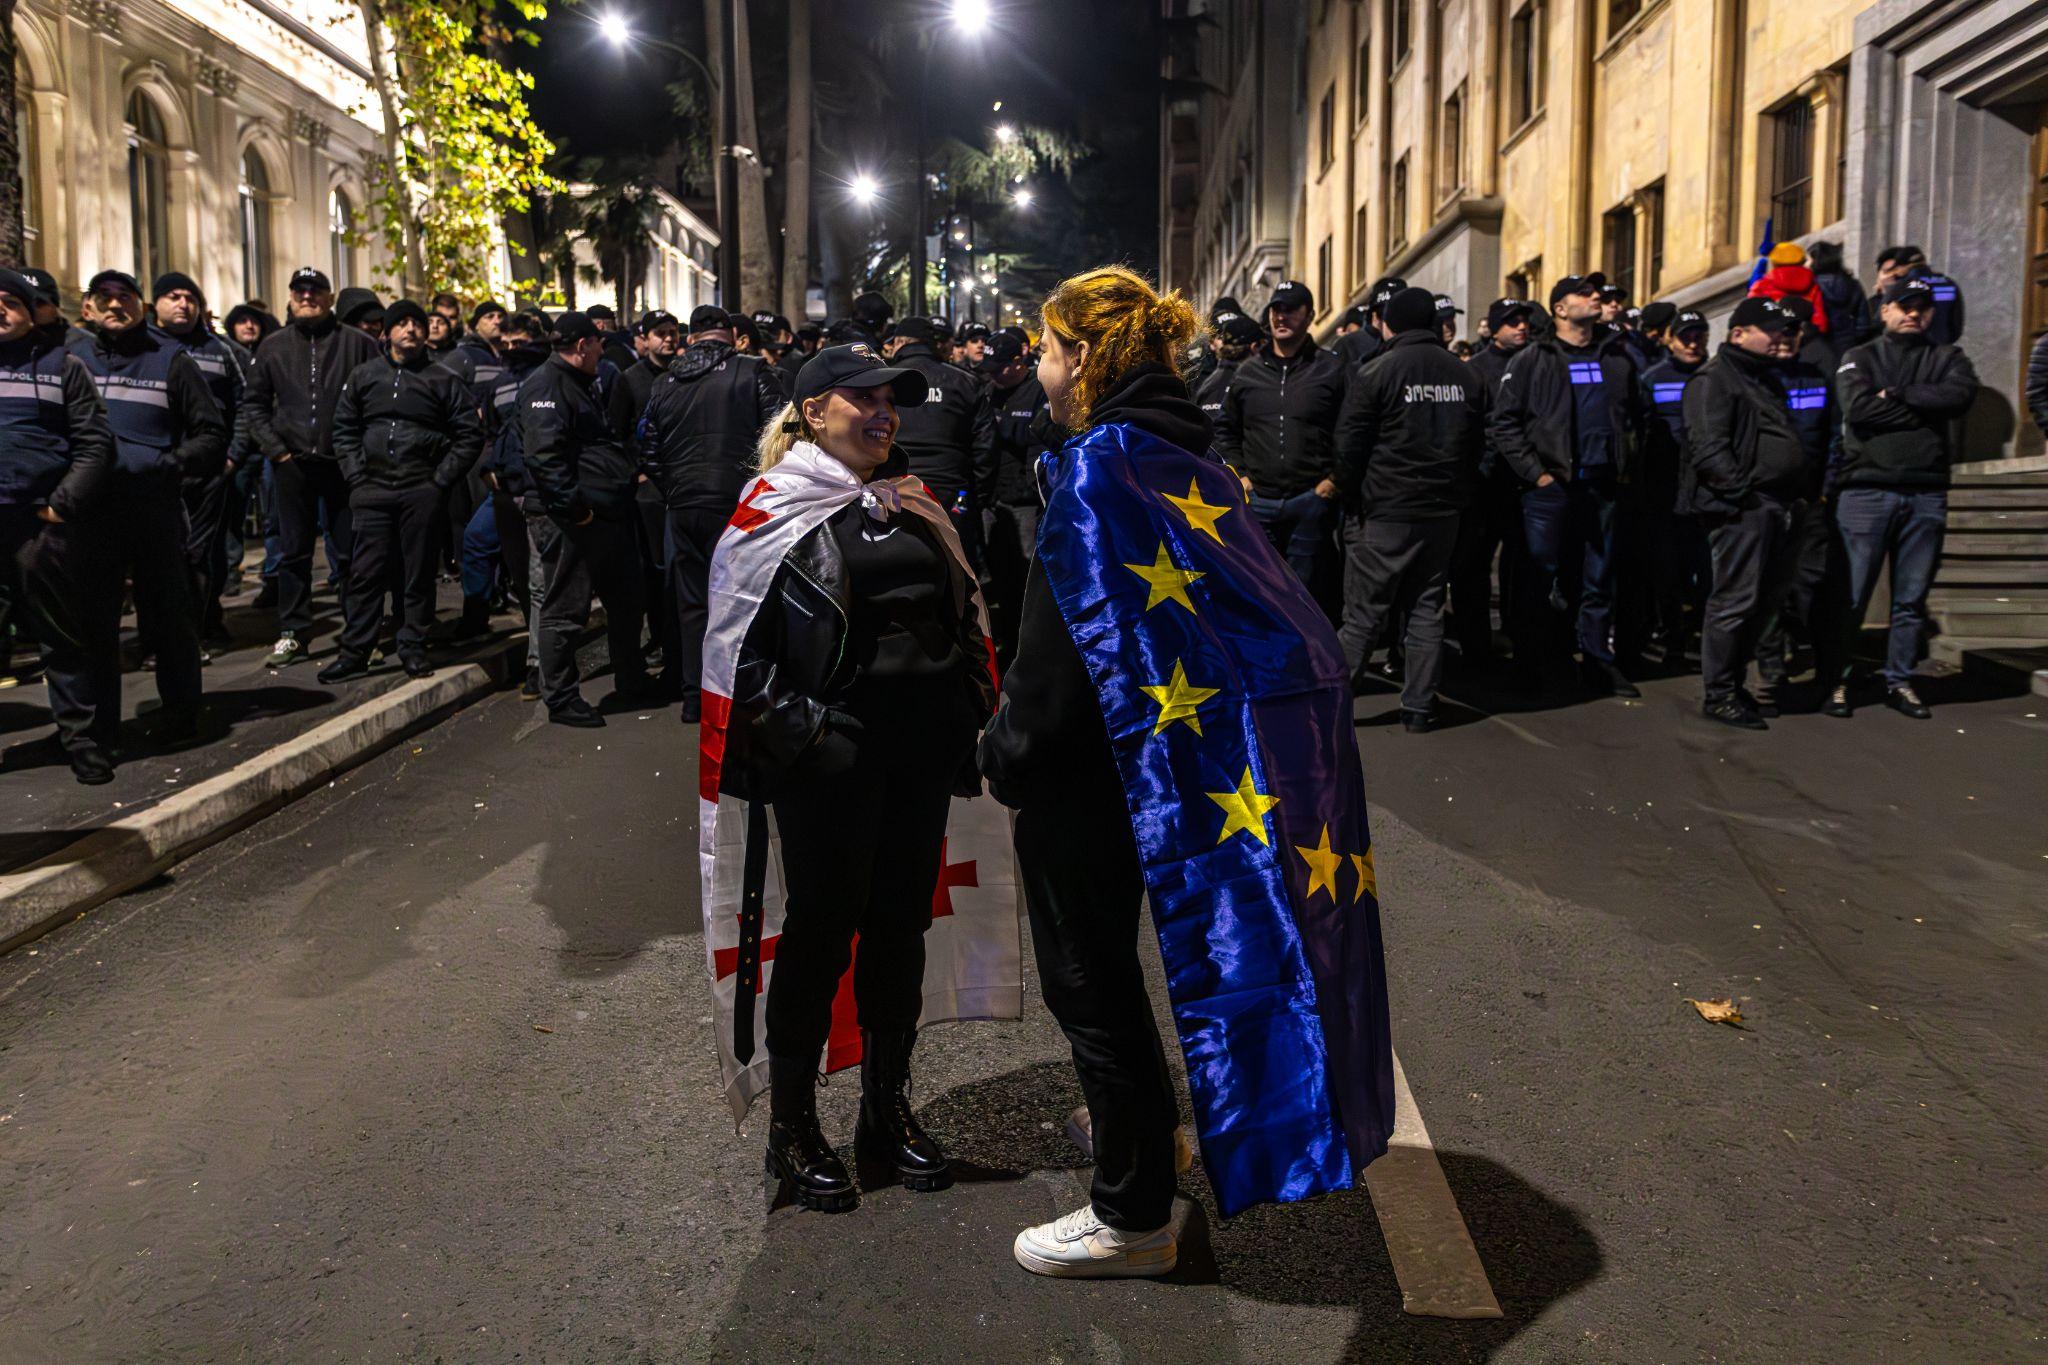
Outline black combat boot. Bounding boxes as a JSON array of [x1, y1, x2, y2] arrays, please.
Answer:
[[764, 1052, 856, 1213], [853, 1030, 952, 1192]]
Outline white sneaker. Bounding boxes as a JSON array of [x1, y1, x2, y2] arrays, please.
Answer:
[[1013, 1204, 1176, 1279], [264, 633, 302, 669], [1064, 1106, 1194, 1175]]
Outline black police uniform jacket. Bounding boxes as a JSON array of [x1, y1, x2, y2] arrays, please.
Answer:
[[240, 312, 380, 464], [515, 352, 638, 522], [1193, 357, 1240, 424], [1486, 330, 1646, 485], [1677, 345, 1835, 518], [477, 340, 550, 498], [1332, 330, 1481, 521], [0, 335, 116, 520], [331, 349, 487, 492], [66, 324, 228, 484], [988, 373, 1060, 508], [437, 332, 507, 425], [886, 342, 998, 510], [1212, 337, 1350, 499], [1833, 332, 1979, 492], [1639, 355, 1705, 513], [158, 323, 252, 469], [636, 340, 787, 513], [719, 481, 997, 803]]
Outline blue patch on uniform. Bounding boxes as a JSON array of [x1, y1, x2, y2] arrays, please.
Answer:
[[1652, 382, 1689, 405], [1567, 362, 1604, 385], [1785, 386, 1827, 411]]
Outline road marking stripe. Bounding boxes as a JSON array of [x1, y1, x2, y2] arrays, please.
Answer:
[[1361, 1051, 1504, 1319]]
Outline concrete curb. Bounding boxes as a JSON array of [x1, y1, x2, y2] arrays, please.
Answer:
[[0, 636, 526, 953]]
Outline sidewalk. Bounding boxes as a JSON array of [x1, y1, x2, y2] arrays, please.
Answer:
[[0, 566, 531, 939]]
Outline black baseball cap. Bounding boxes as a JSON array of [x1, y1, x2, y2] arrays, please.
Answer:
[[21, 268, 60, 307], [750, 310, 792, 337], [792, 342, 930, 408], [0, 269, 38, 309], [1433, 294, 1462, 319], [957, 321, 991, 344], [1485, 297, 1536, 330], [288, 266, 332, 294], [1209, 295, 1244, 324], [1777, 296, 1816, 326], [1729, 297, 1797, 332], [985, 330, 1027, 365], [1336, 304, 1368, 329], [1638, 301, 1678, 333], [551, 310, 601, 346], [688, 304, 733, 333], [1365, 275, 1407, 317], [1672, 309, 1709, 336], [1881, 278, 1935, 306], [634, 309, 680, 335], [1598, 282, 1628, 303], [86, 269, 144, 298], [1548, 273, 1605, 306], [1266, 279, 1313, 314], [1212, 310, 1265, 345], [890, 315, 941, 345]]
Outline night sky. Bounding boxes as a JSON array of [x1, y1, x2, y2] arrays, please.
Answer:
[[521, 0, 1159, 304]]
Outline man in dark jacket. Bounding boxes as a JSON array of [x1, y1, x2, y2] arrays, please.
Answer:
[[71, 270, 228, 745], [1807, 241, 1871, 345], [517, 311, 652, 726], [1213, 279, 1350, 588], [1489, 273, 1647, 696], [1332, 288, 1483, 730], [1828, 278, 1980, 719], [1678, 298, 1833, 729], [1450, 297, 1536, 666], [1637, 308, 1712, 661], [1875, 246, 1964, 349], [606, 309, 682, 687], [151, 271, 247, 650], [1193, 310, 1262, 423], [454, 312, 550, 692], [635, 305, 785, 720], [885, 315, 998, 569], [324, 300, 484, 682], [982, 330, 1062, 662], [0, 269, 119, 782], [1331, 277, 1405, 372], [240, 266, 380, 668]]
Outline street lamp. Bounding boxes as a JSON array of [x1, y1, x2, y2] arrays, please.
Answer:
[[994, 123, 1016, 144], [950, 0, 992, 36], [850, 173, 880, 205], [910, 0, 993, 314], [1012, 187, 1034, 209]]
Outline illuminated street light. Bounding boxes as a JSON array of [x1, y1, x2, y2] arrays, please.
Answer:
[[950, 0, 992, 35], [995, 123, 1016, 143], [597, 11, 631, 45], [1012, 187, 1034, 209], [850, 173, 880, 204]]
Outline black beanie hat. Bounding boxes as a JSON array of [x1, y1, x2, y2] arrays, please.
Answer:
[[151, 271, 204, 303], [383, 299, 430, 332], [1382, 286, 1439, 335], [0, 268, 36, 310]]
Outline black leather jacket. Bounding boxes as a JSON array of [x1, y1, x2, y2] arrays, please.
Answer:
[[720, 496, 997, 804]]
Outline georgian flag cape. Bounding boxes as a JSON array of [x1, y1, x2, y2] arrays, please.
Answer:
[[697, 441, 1022, 1121]]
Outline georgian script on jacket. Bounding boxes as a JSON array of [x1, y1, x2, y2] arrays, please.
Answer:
[[1402, 381, 1467, 404], [927, 386, 946, 403]]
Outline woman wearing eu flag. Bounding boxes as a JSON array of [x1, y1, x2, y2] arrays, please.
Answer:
[[981, 268, 1395, 1279]]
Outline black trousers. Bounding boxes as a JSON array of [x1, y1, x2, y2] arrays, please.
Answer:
[[1755, 499, 1844, 696], [272, 457, 354, 635], [766, 683, 966, 1060], [1015, 768, 1178, 1232], [1701, 496, 1804, 703], [182, 470, 233, 636], [94, 483, 202, 727], [1, 505, 107, 750], [1448, 478, 1522, 662], [665, 505, 730, 702], [984, 501, 1039, 666], [340, 484, 444, 664], [1338, 514, 1460, 716], [530, 510, 647, 711]]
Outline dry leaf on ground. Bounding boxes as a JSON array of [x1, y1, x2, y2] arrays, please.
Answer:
[[1684, 997, 1746, 1027]]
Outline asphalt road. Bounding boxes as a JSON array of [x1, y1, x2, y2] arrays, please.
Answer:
[[2, 658, 2044, 1362]]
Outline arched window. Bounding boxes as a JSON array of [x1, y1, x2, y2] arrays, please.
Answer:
[[126, 91, 171, 286], [328, 188, 354, 290], [239, 149, 274, 305], [15, 61, 37, 265]]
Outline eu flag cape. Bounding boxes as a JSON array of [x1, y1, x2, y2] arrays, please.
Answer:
[[1035, 421, 1395, 1217]]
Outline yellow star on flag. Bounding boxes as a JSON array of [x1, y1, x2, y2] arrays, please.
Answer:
[[1162, 477, 1232, 544], [1140, 660, 1220, 736], [1352, 849, 1378, 904], [1207, 766, 1280, 846], [1295, 825, 1343, 902], [1123, 543, 1206, 613]]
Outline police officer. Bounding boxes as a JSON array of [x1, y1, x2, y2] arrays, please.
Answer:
[[69, 269, 228, 744], [151, 272, 247, 652], [982, 329, 1060, 662], [750, 310, 804, 394], [1193, 310, 1263, 425], [1874, 246, 1964, 348], [849, 292, 894, 348], [458, 310, 551, 691], [1450, 297, 1538, 667], [884, 315, 998, 570], [955, 320, 991, 375], [323, 300, 484, 683], [1332, 288, 1483, 731], [517, 310, 652, 726], [1434, 295, 1463, 348], [1334, 276, 1406, 372], [1488, 273, 1648, 697], [337, 287, 385, 340], [1637, 308, 1712, 662], [1213, 279, 1350, 588], [241, 266, 380, 668], [633, 305, 782, 721], [0, 268, 119, 783], [1679, 298, 1837, 729], [427, 292, 464, 355]]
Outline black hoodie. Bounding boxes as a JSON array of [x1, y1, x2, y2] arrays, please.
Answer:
[[240, 310, 380, 464], [977, 364, 1213, 809], [635, 339, 787, 512]]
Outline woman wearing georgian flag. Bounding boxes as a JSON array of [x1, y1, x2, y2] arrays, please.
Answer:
[[697, 344, 1001, 1213]]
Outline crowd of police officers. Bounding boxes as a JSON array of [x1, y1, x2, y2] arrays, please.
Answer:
[[0, 235, 2013, 784]]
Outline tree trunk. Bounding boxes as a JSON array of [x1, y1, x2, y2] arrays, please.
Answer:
[[704, 0, 726, 271], [732, 1, 774, 309], [357, 0, 426, 296], [779, 0, 811, 322], [0, 0, 26, 266]]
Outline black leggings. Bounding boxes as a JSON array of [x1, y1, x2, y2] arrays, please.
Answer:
[[766, 689, 967, 1061]]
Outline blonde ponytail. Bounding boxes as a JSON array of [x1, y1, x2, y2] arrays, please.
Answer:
[[755, 402, 813, 472]]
